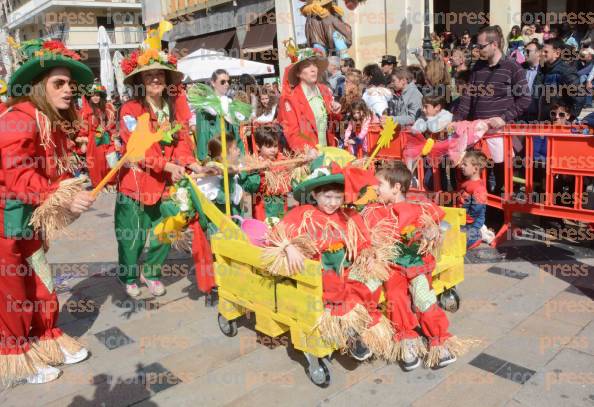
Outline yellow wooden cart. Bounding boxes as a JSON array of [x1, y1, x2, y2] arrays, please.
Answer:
[[187, 176, 466, 387]]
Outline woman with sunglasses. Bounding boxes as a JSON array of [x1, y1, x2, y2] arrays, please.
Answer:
[[532, 102, 574, 194], [116, 48, 207, 298], [0, 39, 96, 385], [193, 69, 245, 160]]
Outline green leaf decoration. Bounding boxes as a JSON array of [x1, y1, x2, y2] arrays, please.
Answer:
[[187, 83, 223, 117], [161, 123, 182, 145], [228, 99, 253, 125]]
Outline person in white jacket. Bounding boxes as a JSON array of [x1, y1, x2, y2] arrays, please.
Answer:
[[361, 63, 392, 117]]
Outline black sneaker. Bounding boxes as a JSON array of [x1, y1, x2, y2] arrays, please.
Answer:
[[436, 348, 457, 368], [347, 334, 372, 362], [402, 356, 420, 371], [401, 340, 421, 371], [205, 287, 219, 307]]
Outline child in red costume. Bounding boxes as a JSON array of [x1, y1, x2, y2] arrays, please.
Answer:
[[363, 162, 461, 370], [244, 125, 290, 224], [0, 39, 96, 385], [458, 151, 489, 249], [266, 153, 396, 361], [80, 84, 117, 188]]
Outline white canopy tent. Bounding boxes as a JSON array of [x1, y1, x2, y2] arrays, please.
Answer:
[[177, 48, 275, 82]]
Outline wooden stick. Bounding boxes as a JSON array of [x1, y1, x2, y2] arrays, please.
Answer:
[[91, 151, 130, 198], [241, 157, 311, 172], [220, 117, 231, 217]]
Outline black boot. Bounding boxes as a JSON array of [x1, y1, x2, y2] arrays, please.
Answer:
[[205, 287, 219, 307]]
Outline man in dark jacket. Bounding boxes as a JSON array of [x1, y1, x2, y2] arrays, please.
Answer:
[[539, 38, 585, 121], [521, 41, 545, 122]]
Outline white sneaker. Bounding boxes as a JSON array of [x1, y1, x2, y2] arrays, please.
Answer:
[[26, 365, 61, 384], [120, 281, 141, 297], [61, 345, 89, 365], [140, 274, 165, 296], [480, 225, 495, 244]]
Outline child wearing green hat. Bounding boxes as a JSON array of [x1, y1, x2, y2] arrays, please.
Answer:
[[265, 152, 396, 361]]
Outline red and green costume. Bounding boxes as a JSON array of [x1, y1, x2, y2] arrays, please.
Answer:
[[80, 90, 117, 187], [0, 39, 94, 384], [241, 153, 291, 224], [363, 199, 460, 366], [115, 97, 196, 285], [0, 101, 89, 384], [267, 153, 395, 358]]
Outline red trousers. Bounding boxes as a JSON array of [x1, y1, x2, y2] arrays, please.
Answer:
[[323, 269, 382, 325], [384, 268, 451, 347], [0, 237, 63, 356]]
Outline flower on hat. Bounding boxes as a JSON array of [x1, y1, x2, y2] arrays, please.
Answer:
[[120, 47, 177, 76]]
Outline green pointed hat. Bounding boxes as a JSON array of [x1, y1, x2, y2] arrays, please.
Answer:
[[292, 148, 357, 204], [8, 39, 94, 97]]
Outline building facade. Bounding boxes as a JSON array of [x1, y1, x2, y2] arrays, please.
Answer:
[[158, 0, 277, 65], [276, 0, 593, 82]]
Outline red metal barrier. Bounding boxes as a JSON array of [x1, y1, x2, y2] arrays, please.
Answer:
[[481, 124, 594, 246], [366, 123, 594, 247]]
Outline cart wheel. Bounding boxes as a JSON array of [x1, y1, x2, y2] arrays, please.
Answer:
[[306, 357, 331, 388], [439, 288, 460, 313], [218, 313, 238, 337]]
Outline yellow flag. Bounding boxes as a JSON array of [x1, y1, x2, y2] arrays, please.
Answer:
[[317, 146, 355, 168], [7, 36, 18, 49], [158, 20, 173, 39], [144, 28, 161, 51]]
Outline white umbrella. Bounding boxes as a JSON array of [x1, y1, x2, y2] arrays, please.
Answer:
[[112, 50, 126, 98], [177, 48, 275, 81], [97, 26, 115, 99]]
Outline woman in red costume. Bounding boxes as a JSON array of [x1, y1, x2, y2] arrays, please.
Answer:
[[0, 39, 96, 385]]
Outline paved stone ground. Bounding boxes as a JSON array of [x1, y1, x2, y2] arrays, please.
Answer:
[[1, 192, 594, 407]]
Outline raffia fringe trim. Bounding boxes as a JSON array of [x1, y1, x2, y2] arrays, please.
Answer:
[[30, 334, 85, 366], [30, 177, 86, 240], [387, 337, 428, 363], [417, 204, 444, 257], [0, 351, 38, 387], [360, 316, 395, 361], [262, 224, 318, 276], [316, 304, 372, 350], [424, 336, 482, 368], [349, 247, 391, 282]]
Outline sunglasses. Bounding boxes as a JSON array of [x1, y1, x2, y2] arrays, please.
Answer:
[[476, 41, 494, 50], [218, 80, 229, 85], [550, 111, 568, 118]]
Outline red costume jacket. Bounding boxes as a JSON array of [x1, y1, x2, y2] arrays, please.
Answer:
[[363, 200, 445, 280], [80, 102, 117, 187], [278, 83, 339, 151], [279, 204, 379, 317], [251, 152, 289, 222], [117, 97, 196, 206], [0, 102, 72, 239]]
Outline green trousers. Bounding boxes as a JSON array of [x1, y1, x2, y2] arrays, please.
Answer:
[[114, 193, 170, 284]]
